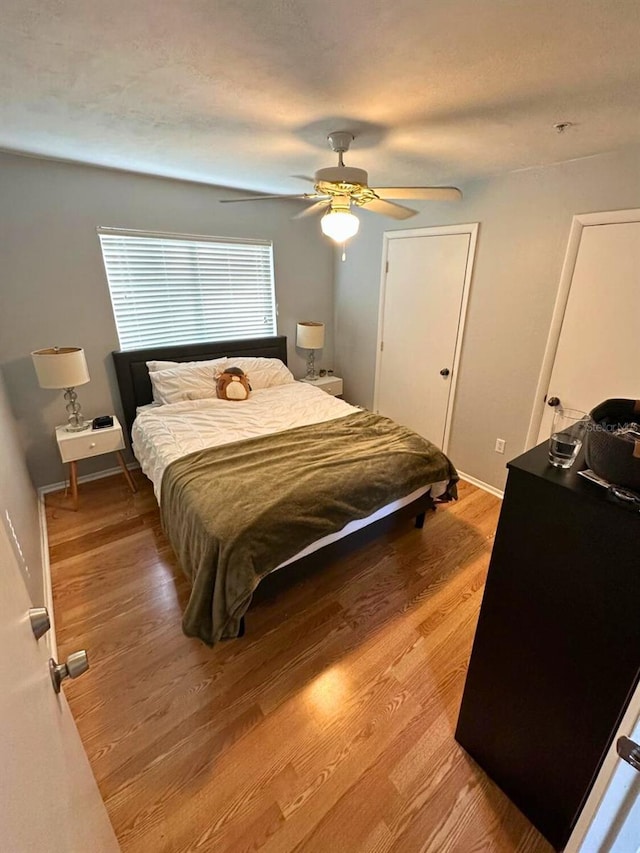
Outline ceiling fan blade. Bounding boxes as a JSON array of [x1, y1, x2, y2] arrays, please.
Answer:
[[220, 194, 310, 204], [363, 198, 418, 220], [292, 200, 331, 220], [291, 174, 316, 183], [373, 187, 463, 201]]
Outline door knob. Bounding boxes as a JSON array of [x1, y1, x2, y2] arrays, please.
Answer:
[[49, 650, 89, 694], [617, 736, 640, 772], [440, 368, 450, 377], [547, 396, 561, 407], [29, 607, 51, 640]]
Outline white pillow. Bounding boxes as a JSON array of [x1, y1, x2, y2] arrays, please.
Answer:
[[225, 357, 294, 390], [146, 357, 229, 373], [147, 360, 179, 373], [136, 401, 161, 414], [149, 357, 228, 404], [185, 389, 221, 401]]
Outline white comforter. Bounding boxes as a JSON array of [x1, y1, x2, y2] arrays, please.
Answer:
[[133, 381, 360, 501]]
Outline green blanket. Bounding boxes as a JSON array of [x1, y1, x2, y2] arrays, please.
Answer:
[[160, 411, 458, 645]]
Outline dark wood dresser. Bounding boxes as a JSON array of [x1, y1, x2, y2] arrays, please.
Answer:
[[456, 442, 640, 850]]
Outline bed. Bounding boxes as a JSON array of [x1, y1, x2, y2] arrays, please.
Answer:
[[113, 336, 458, 645]]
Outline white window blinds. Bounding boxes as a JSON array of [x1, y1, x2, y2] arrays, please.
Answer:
[[98, 228, 277, 351]]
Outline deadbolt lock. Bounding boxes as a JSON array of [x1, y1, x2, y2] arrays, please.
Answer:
[[29, 607, 51, 640]]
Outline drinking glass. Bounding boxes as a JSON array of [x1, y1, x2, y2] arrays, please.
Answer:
[[549, 408, 589, 469]]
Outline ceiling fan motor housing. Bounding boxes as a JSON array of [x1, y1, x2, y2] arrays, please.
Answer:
[[314, 166, 369, 186]]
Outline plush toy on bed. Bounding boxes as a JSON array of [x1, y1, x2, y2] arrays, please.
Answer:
[[215, 366, 252, 401]]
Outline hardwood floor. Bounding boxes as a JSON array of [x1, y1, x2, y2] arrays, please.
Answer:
[[46, 473, 552, 853]]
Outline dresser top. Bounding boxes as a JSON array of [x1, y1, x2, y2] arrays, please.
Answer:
[[508, 441, 586, 484], [508, 441, 640, 518]]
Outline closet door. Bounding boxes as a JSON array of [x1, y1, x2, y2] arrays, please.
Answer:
[[536, 219, 640, 444], [375, 226, 476, 449]]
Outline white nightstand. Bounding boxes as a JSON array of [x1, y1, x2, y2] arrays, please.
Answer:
[[301, 376, 343, 397], [55, 415, 136, 509]]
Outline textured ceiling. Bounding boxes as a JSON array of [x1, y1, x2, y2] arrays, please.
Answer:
[[2, 0, 640, 193]]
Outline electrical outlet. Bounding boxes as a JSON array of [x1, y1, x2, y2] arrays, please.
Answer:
[[495, 438, 506, 454]]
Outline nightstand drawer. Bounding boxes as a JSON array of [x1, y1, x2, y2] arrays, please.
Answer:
[[56, 425, 124, 462], [319, 378, 343, 396], [301, 376, 343, 396]]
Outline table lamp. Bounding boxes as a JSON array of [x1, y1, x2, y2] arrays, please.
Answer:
[[296, 321, 325, 380], [31, 347, 91, 432]]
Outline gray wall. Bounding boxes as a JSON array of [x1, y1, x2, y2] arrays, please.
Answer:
[[0, 373, 43, 605], [0, 151, 335, 486], [3, 145, 639, 493], [334, 145, 640, 490]]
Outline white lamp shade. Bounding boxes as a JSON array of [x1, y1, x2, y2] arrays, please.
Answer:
[[320, 209, 360, 242], [296, 322, 325, 350], [31, 347, 90, 389]]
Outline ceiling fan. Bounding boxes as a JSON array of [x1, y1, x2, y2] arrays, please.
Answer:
[[220, 131, 462, 244]]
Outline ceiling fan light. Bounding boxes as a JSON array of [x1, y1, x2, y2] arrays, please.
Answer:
[[320, 209, 360, 243]]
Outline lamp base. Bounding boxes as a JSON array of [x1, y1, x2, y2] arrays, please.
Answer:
[[305, 350, 317, 380], [63, 387, 91, 432]]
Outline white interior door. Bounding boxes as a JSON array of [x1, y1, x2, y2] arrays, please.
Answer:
[[566, 680, 640, 853], [536, 219, 640, 444], [0, 521, 119, 853], [375, 226, 476, 449]]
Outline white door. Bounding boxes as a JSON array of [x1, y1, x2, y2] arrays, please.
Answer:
[[0, 521, 119, 853], [375, 225, 477, 450], [535, 216, 640, 444], [565, 681, 640, 853]]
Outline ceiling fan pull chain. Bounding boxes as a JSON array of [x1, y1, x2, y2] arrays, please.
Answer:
[[341, 244, 347, 262]]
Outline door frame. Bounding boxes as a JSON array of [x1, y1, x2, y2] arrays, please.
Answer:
[[525, 208, 640, 449], [373, 223, 479, 453]]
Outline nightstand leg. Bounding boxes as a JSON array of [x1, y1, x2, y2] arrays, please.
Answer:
[[69, 461, 79, 511], [116, 451, 137, 493]]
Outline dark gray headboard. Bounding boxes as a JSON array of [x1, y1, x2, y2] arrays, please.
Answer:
[[112, 335, 288, 438]]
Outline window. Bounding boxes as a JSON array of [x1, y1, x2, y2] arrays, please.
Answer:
[[98, 228, 277, 350]]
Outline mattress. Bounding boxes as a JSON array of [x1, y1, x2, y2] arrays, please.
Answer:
[[132, 381, 448, 569], [133, 381, 362, 500]]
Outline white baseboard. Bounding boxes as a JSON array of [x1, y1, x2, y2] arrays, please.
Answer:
[[37, 493, 57, 657], [39, 461, 140, 496], [457, 470, 504, 499]]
